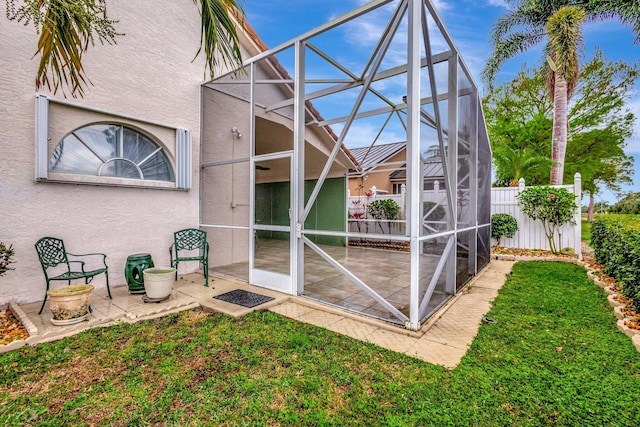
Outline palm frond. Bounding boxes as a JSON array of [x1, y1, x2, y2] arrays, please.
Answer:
[[585, 1, 640, 43], [490, 6, 544, 46], [483, 31, 545, 87], [6, 0, 119, 97], [194, 0, 245, 79]]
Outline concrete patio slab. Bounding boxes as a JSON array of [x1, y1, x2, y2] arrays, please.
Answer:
[[408, 338, 469, 369], [269, 301, 316, 319]]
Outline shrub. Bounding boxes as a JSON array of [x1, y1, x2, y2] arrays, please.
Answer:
[[491, 213, 518, 248], [368, 199, 400, 220], [516, 186, 577, 254], [0, 242, 15, 276], [591, 217, 640, 312], [423, 202, 446, 222]]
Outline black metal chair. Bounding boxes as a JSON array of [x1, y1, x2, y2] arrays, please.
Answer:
[[34, 237, 111, 314], [170, 228, 210, 286]]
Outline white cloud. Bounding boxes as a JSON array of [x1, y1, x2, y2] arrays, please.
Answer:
[[334, 121, 406, 148], [431, 0, 451, 11], [486, 0, 508, 7]]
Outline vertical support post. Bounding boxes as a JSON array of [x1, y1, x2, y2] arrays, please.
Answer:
[[248, 64, 257, 283], [346, 180, 350, 246], [445, 53, 458, 295], [517, 177, 525, 249], [198, 86, 203, 226], [574, 172, 582, 259], [469, 92, 478, 275], [294, 39, 306, 294], [407, 0, 422, 330], [400, 183, 406, 220]]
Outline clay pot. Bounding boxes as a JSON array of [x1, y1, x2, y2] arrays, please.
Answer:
[[47, 284, 94, 325]]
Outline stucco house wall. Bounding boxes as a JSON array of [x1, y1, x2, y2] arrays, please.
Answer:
[[0, 1, 213, 304]]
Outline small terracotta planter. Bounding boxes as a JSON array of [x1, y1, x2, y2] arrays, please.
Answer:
[[143, 267, 176, 299], [47, 284, 94, 325]]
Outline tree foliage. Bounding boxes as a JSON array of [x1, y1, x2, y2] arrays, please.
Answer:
[[484, 51, 636, 198], [483, 0, 640, 88], [5, 0, 245, 97], [609, 192, 640, 214], [516, 186, 577, 254], [483, 0, 640, 184]]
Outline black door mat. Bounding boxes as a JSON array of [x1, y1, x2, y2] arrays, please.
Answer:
[[213, 289, 275, 308]]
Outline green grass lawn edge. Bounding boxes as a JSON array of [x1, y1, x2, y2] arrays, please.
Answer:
[[1, 262, 639, 426]]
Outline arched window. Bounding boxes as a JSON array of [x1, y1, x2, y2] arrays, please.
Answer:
[[50, 124, 175, 182]]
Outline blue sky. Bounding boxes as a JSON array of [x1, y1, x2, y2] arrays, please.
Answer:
[[243, 0, 640, 204]]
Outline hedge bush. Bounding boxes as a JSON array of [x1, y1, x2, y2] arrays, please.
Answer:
[[368, 199, 400, 220], [591, 217, 640, 312], [491, 213, 518, 248]]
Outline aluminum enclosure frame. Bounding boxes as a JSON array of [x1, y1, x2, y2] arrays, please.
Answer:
[[201, 0, 492, 330]]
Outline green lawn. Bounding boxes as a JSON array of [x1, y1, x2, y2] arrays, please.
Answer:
[[598, 214, 640, 230], [581, 219, 591, 243], [2, 262, 639, 426]]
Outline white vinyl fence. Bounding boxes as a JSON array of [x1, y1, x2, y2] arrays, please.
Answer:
[[348, 173, 582, 256], [491, 174, 582, 256]]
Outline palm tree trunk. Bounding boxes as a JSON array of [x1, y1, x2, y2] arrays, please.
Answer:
[[550, 75, 569, 185], [588, 193, 595, 221]]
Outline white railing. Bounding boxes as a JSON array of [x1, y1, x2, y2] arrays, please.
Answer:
[[347, 219, 406, 235], [347, 173, 583, 256], [348, 182, 449, 220]]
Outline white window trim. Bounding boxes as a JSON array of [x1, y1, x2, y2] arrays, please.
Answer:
[[35, 94, 192, 190]]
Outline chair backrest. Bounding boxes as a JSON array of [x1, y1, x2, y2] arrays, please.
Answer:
[[35, 237, 69, 268], [174, 228, 207, 251]]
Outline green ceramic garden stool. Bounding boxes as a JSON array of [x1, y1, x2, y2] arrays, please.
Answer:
[[125, 253, 154, 294]]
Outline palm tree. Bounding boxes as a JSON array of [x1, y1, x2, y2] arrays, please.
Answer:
[[483, 0, 640, 185], [493, 146, 551, 186], [5, 0, 245, 97]]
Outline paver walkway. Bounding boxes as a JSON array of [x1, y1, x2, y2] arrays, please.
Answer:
[[5, 261, 514, 368]]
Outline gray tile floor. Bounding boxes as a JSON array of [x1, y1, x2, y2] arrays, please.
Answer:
[[213, 238, 472, 325]]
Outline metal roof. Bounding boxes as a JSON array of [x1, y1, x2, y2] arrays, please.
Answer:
[[348, 142, 406, 171], [389, 160, 444, 180]]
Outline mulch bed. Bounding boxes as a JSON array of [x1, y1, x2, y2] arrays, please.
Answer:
[[0, 309, 29, 346], [491, 247, 578, 259], [348, 240, 410, 252]]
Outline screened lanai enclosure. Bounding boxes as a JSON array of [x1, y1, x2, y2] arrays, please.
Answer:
[[200, 0, 491, 330]]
